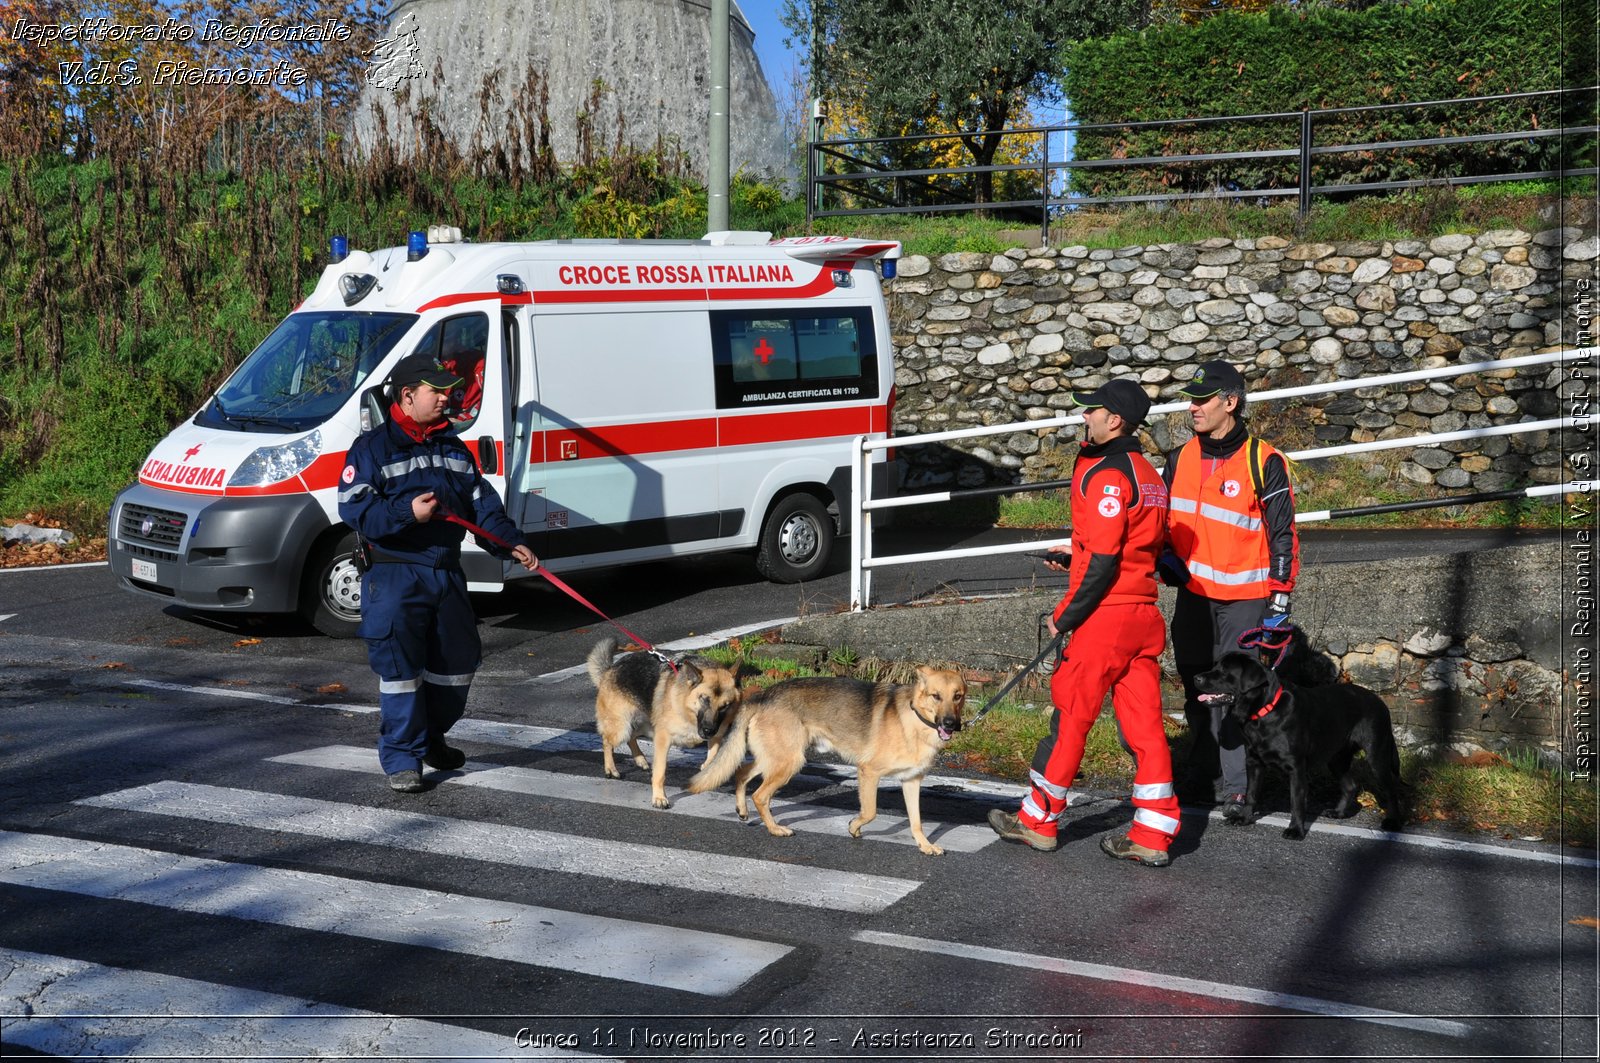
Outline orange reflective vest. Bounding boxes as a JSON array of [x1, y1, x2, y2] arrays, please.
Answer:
[[1167, 436, 1297, 601]]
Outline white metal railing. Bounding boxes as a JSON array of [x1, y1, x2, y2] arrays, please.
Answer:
[[848, 346, 1598, 610]]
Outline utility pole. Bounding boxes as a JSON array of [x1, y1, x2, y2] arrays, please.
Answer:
[[708, 0, 730, 232]]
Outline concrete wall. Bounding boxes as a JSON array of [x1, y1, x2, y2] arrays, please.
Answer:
[[352, 0, 789, 180], [778, 541, 1577, 752]]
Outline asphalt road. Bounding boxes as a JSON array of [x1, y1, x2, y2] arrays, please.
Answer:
[[1, 526, 1594, 1061]]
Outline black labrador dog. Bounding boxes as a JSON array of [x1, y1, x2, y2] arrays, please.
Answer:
[[1194, 651, 1405, 839]]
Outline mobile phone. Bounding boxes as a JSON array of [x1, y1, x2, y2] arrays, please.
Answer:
[[1027, 550, 1065, 562]]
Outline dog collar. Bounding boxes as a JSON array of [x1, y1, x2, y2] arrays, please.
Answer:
[[1250, 684, 1286, 722]]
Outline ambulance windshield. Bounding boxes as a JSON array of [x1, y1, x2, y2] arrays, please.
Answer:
[[199, 312, 417, 432]]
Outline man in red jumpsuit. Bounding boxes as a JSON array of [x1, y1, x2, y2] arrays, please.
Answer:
[[989, 379, 1182, 867]]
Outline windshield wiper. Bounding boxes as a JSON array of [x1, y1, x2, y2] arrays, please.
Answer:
[[211, 400, 297, 431]]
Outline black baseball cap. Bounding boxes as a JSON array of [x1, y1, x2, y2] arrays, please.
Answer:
[[1071, 378, 1151, 427], [1177, 360, 1246, 399], [387, 352, 462, 390]]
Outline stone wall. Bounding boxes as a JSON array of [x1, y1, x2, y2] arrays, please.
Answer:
[[888, 227, 1598, 491]]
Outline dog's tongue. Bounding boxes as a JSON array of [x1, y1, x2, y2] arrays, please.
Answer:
[[1197, 693, 1228, 704], [938, 725, 953, 741]]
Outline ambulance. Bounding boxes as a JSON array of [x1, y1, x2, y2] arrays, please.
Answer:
[[108, 229, 901, 636]]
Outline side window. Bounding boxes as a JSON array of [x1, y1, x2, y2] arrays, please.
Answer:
[[412, 313, 489, 426], [712, 308, 878, 409]]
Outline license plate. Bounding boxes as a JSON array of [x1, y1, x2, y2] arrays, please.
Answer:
[[131, 559, 157, 582]]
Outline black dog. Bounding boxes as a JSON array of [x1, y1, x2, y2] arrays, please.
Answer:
[[1194, 651, 1404, 839]]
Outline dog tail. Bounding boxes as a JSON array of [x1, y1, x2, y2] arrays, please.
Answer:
[[585, 636, 619, 689], [685, 704, 749, 794]]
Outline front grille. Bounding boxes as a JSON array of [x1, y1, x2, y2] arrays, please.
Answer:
[[120, 503, 187, 555]]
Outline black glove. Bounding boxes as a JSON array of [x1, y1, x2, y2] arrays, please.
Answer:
[[1157, 548, 1190, 587]]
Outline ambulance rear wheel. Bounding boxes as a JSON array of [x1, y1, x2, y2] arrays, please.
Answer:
[[300, 530, 363, 639], [756, 493, 833, 583]]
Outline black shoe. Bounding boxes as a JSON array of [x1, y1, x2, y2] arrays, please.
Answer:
[[987, 809, 1058, 852], [422, 744, 466, 770], [387, 770, 425, 793], [1220, 793, 1249, 823]]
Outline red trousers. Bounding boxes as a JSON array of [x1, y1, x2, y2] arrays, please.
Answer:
[[1019, 603, 1182, 852]]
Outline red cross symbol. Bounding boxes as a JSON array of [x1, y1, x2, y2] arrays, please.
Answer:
[[754, 337, 774, 364], [182, 443, 204, 462]]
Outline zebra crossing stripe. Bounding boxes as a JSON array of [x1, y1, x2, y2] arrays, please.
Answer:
[[0, 832, 785, 996], [124, 679, 1031, 802], [853, 931, 1472, 1038], [0, 947, 612, 1061], [269, 744, 1000, 853], [73, 781, 921, 914]]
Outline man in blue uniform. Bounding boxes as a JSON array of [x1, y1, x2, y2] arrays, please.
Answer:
[[338, 352, 537, 792]]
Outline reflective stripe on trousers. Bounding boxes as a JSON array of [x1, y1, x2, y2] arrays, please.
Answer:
[[1017, 603, 1180, 851]]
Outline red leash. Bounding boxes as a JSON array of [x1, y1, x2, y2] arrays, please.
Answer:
[[440, 510, 676, 671]]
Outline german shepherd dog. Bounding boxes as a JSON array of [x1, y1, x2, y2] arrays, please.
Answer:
[[1194, 651, 1405, 839], [685, 668, 966, 855], [586, 637, 742, 809]]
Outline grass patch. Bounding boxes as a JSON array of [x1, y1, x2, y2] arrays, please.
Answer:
[[808, 184, 1584, 257]]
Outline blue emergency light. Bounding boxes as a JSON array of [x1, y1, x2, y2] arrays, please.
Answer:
[[882, 258, 897, 280], [407, 230, 428, 261], [330, 235, 348, 264]]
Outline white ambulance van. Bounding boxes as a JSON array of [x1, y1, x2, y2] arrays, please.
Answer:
[[108, 230, 901, 636]]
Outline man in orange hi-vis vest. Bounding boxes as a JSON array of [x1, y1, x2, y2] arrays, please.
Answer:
[[1161, 360, 1300, 822], [988, 379, 1182, 867]]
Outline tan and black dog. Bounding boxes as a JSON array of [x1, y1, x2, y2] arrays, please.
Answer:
[[586, 637, 742, 809], [685, 668, 965, 855]]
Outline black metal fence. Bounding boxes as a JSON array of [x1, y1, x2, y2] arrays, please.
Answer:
[[806, 87, 1599, 241]]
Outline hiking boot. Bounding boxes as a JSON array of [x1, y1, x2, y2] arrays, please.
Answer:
[[1220, 793, 1250, 823], [987, 809, 1058, 852], [387, 769, 425, 793], [1099, 833, 1170, 867], [422, 743, 466, 771]]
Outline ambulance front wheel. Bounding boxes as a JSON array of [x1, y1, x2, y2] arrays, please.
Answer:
[[756, 493, 834, 583], [300, 530, 363, 638]]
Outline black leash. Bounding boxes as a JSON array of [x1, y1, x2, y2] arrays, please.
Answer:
[[968, 629, 1068, 728]]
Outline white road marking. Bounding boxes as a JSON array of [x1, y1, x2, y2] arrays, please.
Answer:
[[124, 678, 1030, 801], [530, 616, 800, 682], [855, 931, 1473, 1039], [0, 560, 108, 573], [1193, 808, 1600, 870], [0, 613, 14, 623], [0, 947, 611, 1061], [271, 744, 999, 852], [124, 679, 1592, 867], [0, 831, 785, 996], [129, 678, 367, 710], [75, 781, 921, 914]]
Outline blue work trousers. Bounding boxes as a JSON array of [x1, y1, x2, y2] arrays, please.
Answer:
[[359, 562, 481, 775]]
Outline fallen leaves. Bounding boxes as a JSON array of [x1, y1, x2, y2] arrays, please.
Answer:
[[233, 638, 262, 648], [98, 661, 128, 670], [1569, 917, 1600, 930], [317, 682, 347, 694], [0, 535, 109, 568]]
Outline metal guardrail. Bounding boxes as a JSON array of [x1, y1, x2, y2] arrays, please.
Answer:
[[846, 347, 1598, 611], [807, 87, 1600, 240]]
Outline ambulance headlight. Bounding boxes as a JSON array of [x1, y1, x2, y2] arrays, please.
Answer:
[[229, 430, 323, 488]]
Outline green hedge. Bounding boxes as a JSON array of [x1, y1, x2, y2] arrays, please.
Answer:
[[1061, 0, 1586, 199]]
